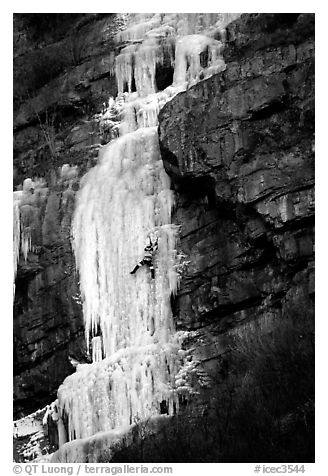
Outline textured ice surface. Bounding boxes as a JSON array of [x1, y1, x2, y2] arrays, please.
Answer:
[[115, 13, 240, 95], [72, 128, 178, 357], [66, 124, 180, 438]]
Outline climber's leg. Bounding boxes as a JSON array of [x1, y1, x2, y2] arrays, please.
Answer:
[[149, 316, 155, 336], [130, 260, 145, 274], [143, 259, 155, 279], [149, 263, 155, 279]]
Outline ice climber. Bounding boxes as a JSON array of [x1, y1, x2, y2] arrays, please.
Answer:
[[130, 234, 158, 279]]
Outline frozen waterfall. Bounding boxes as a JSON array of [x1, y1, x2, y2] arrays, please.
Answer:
[[62, 123, 181, 440], [56, 12, 240, 444], [72, 128, 178, 357]]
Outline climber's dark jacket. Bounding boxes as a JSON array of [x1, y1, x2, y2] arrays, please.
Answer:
[[130, 237, 158, 278]]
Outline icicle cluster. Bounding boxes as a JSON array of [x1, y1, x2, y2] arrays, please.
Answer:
[[13, 166, 78, 296], [13, 179, 48, 283], [43, 400, 67, 447], [115, 13, 240, 96], [59, 341, 183, 440], [116, 13, 240, 43], [173, 34, 225, 87]]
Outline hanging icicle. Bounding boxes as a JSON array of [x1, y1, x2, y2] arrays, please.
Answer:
[[92, 336, 103, 363]]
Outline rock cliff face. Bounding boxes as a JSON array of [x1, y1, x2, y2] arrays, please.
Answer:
[[159, 12, 314, 361], [14, 14, 124, 186], [158, 13, 314, 460]]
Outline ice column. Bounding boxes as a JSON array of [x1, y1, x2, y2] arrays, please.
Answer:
[[62, 127, 180, 439], [92, 337, 103, 363], [66, 81, 179, 441], [13, 179, 48, 290], [72, 127, 177, 357]]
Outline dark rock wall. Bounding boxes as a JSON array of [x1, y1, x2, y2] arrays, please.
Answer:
[[158, 13, 314, 449], [13, 14, 125, 186]]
